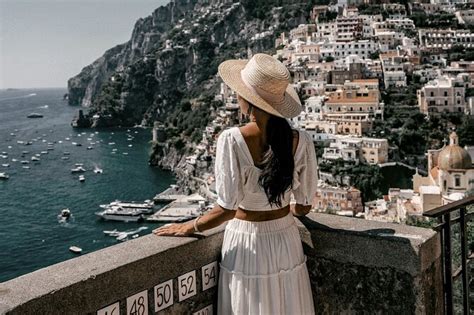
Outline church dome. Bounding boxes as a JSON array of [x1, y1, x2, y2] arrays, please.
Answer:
[[437, 132, 472, 170]]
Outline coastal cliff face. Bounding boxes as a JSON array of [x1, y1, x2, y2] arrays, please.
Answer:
[[68, 0, 312, 176]]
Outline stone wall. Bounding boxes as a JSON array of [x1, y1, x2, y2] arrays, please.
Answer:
[[0, 213, 442, 315]]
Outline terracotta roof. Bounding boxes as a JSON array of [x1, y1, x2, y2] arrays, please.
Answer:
[[326, 96, 378, 104], [352, 79, 379, 83]]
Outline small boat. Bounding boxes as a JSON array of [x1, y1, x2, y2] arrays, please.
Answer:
[[71, 142, 77, 146], [93, 167, 103, 174], [87, 146, 93, 150], [21, 160, 29, 164], [76, 143, 82, 146], [61, 156, 70, 160], [17, 141, 24, 144], [35, 153, 41, 157], [69, 246, 82, 254], [31, 156, 40, 161], [108, 142, 115, 145], [47, 147, 54, 151], [22, 166, 30, 169], [2, 164, 10, 167], [22, 151, 29, 154], [65, 137, 70, 141], [0, 172, 9, 180], [10, 133, 15, 136], [79, 175, 85, 182], [11, 158, 17, 162], [71, 166, 86, 173], [25, 141, 33, 145], [75, 163, 83, 167], [27, 113, 43, 118], [122, 152, 128, 155], [41, 151, 48, 154], [58, 208, 72, 221]]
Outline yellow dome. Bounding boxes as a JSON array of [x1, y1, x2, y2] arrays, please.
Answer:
[[437, 132, 472, 170]]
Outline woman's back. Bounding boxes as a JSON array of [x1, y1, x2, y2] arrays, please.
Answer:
[[214, 123, 318, 220]]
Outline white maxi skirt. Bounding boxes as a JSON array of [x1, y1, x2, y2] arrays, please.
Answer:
[[217, 212, 315, 315]]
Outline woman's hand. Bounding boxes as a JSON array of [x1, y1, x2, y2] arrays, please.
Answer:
[[153, 221, 194, 237]]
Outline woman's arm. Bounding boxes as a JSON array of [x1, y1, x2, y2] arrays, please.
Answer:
[[152, 204, 236, 236], [290, 203, 312, 217]]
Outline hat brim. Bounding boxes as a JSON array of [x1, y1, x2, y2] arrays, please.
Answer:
[[218, 59, 302, 118]]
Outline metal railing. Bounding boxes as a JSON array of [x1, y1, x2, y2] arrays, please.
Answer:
[[424, 195, 474, 315]]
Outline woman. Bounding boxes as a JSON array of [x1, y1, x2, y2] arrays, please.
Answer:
[[154, 53, 318, 314]]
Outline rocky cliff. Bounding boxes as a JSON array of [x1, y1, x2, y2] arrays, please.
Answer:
[[68, 0, 314, 177]]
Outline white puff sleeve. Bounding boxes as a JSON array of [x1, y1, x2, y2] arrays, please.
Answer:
[[214, 129, 243, 210], [292, 131, 319, 206]]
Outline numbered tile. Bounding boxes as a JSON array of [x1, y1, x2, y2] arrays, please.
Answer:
[[154, 279, 174, 312], [97, 302, 119, 315], [178, 270, 197, 302], [126, 290, 148, 315], [193, 304, 213, 315], [201, 261, 218, 291]]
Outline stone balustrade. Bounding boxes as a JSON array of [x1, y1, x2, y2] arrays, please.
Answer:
[[0, 212, 442, 314]]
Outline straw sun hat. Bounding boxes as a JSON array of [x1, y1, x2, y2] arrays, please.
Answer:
[[218, 53, 302, 118]]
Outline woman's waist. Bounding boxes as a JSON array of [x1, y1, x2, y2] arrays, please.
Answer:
[[234, 205, 290, 222]]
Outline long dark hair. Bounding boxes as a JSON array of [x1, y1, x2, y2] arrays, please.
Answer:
[[256, 113, 295, 207]]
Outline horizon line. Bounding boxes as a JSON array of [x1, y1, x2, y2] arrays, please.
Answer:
[[0, 86, 68, 90]]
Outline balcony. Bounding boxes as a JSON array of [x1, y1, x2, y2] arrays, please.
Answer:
[[0, 213, 442, 314]]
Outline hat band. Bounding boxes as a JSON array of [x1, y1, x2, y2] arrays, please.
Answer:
[[241, 70, 286, 105]]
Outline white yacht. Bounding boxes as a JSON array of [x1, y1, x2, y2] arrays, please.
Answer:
[[0, 173, 9, 180], [95, 206, 148, 222], [93, 166, 103, 174], [79, 175, 85, 182], [31, 156, 40, 161], [2, 164, 10, 167]]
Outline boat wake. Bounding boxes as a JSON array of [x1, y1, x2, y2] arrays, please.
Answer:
[[0, 93, 37, 102]]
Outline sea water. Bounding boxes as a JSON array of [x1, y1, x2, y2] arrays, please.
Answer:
[[0, 88, 174, 282]]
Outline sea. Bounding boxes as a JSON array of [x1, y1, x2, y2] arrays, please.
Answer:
[[0, 88, 174, 282]]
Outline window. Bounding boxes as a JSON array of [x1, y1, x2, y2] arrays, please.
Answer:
[[430, 91, 434, 97], [455, 175, 461, 187], [444, 91, 448, 97]]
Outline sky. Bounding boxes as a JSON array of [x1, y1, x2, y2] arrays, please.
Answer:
[[0, 0, 169, 89]]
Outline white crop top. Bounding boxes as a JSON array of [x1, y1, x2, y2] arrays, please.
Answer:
[[214, 126, 318, 211]]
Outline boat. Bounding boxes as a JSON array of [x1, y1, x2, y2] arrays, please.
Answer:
[[47, 147, 54, 151], [75, 143, 82, 147], [93, 166, 103, 174], [71, 166, 86, 173], [63, 152, 71, 155], [87, 146, 93, 150], [69, 246, 82, 254], [0, 173, 9, 180], [31, 156, 40, 161], [122, 152, 128, 155], [2, 164, 10, 167], [95, 206, 149, 222], [71, 142, 77, 146], [41, 151, 48, 154], [27, 113, 43, 118], [21, 160, 29, 164], [99, 200, 154, 210], [57, 208, 72, 221], [79, 175, 85, 182], [11, 159, 17, 162], [75, 163, 84, 166], [22, 166, 30, 169], [61, 156, 70, 160]]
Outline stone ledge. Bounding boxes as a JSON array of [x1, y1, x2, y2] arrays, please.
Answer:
[[0, 214, 442, 315]]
